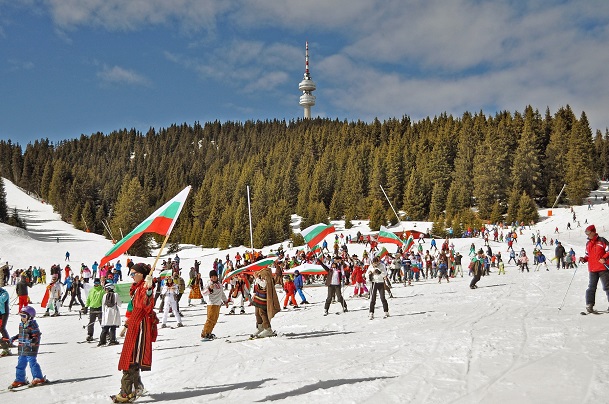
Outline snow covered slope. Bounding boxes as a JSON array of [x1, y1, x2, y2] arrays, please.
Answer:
[[0, 178, 608, 403]]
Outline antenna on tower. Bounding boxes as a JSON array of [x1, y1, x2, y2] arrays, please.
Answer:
[[299, 41, 316, 119]]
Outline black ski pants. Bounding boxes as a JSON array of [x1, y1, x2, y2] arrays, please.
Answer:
[[88, 308, 102, 337], [370, 282, 389, 313], [324, 285, 347, 311]]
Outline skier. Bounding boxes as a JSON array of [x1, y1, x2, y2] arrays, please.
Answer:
[[15, 274, 32, 313], [555, 241, 566, 270], [84, 278, 105, 341], [320, 259, 348, 316], [469, 249, 485, 289], [161, 277, 183, 329], [67, 276, 86, 311], [535, 251, 549, 271], [200, 270, 226, 339], [454, 252, 464, 277], [99, 281, 122, 346], [187, 272, 206, 305], [579, 225, 609, 313], [282, 275, 298, 310], [251, 267, 281, 338], [114, 263, 156, 403], [293, 269, 310, 304], [0, 286, 10, 356], [43, 275, 62, 317], [228, 274, 249, 314], [367, 256, 389, 319], [8, 306, 48, 389]]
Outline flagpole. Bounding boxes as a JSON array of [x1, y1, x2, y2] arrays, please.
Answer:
[[151, 233, 171, 272], [247, 185, 254, 250], [380, 185, 403, 228]]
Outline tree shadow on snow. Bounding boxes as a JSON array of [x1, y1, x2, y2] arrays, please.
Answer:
[[282, 330, 354, 339], [144, 378, 274, 402], [257, 376, 397, 401]]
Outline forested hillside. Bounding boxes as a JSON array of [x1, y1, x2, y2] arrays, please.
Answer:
[[0, 105, 607, 255]]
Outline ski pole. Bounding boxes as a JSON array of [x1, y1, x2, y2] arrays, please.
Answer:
[[558, 266, 579, 311]]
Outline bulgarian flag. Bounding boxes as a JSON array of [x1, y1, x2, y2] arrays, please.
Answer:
[[100, 186, 192, 267], [222, 257, 277, 283], [378, 247, 389, 259], [377, 226, 404, 247], [301, 223, 335, 249], [310, 244, 322, 255], [404, 235, 415, 252]]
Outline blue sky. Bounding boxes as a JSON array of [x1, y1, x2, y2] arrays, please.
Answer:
[[1, 0, 609, 146]]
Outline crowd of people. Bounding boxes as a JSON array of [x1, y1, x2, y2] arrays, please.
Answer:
[[0, 215, 607, 401]]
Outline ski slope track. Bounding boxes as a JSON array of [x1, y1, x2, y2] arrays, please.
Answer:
[[0, 178, 608, 403]]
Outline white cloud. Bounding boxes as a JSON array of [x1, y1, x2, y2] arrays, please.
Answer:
[[37, 0, 609, 131], [97, 65, 150, 87]]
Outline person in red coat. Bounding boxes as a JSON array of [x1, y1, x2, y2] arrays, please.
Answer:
[[580, 225, 609, 313], [282, 276, 298, 309], [113, 263, 157, 403]]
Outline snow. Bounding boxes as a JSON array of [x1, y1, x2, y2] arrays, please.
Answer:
[[1, 178, 609, 403]]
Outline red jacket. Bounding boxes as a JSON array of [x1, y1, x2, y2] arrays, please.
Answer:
[[283, 280, 296, 294], [582, 235, 609, 272], [119, 281, 157, 371]]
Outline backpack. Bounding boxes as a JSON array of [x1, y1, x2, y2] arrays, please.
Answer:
[[105, 292, 116, 308]]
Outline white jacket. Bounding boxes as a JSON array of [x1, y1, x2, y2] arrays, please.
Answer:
[[101, 292, 122, 327], [202, 280, 227, 306], [367, 262, 387, 283]]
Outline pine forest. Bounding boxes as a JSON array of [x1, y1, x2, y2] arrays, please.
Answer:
[[0, 105, 607, 257]]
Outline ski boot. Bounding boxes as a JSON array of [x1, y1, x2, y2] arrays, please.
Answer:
[[228, 308, 235, 315], [240, 309, 245, 314], [383, 312, 390, 319], [111, 392, 135, 403], [369, 312, 374, 320], [9, 380, 28, 389], [586, 304, 595, 314], [30, 377, 48, 386], [176, 323, 184, 328]]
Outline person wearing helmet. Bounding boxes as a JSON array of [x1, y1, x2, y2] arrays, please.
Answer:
[[8, 306, 48, 389], [99, 282, 122, 347]]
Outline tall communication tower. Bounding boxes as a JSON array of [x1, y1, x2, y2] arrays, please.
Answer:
[[298, 41, 316, 119]]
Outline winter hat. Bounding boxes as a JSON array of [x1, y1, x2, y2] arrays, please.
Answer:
[[294, 270, 300, 275], [585, 224, 596, 233], [105, 282, 115, 290], [131, 263, 151, 276], [93, 278, 101, 285], [209, 270, 218, 278]]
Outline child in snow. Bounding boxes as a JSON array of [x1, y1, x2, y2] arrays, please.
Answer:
[[497, 258, 506, 275], [292, 270, 310, 304], [99, 281, 122, 346], [160, 277, 183, 329], [282, 275, 298, 309], [200, 270, 227, 340], [228, 275, 249, 314], [9, 306, 47, 389]]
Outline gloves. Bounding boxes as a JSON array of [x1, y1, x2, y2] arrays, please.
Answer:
[[145, 275, 153, 288]]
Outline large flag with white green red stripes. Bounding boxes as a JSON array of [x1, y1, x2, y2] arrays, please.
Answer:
[[99, 186, 191, 267], [301, 223, 335, 249], [377, 226, 404, 247]]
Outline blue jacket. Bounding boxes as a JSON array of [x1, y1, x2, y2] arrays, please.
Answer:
[[293, 274, 304, 289], [0, 288, 9, 315], [12, 319, 41, 356]]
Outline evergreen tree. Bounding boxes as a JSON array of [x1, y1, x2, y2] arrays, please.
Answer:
[[564, 113, 595, 204], [516, 192, 539, 223], [402, 169, 426, 220], [368, 199, 386, 231], [110, 176, 150, 257], [0, 178, 7, 223]]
